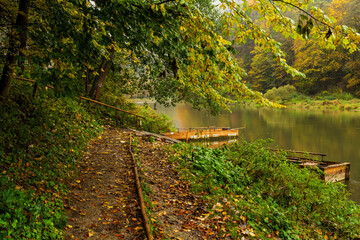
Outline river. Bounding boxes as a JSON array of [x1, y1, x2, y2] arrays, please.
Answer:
[[145, 102, 360, 203]]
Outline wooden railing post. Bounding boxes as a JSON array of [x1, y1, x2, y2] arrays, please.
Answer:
[[115, 109, 118, 126]]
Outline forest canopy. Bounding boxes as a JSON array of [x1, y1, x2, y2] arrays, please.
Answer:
[[1, 0, 359, 111]]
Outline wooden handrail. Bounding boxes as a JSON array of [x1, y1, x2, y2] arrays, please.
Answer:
[[79, 96, 145, 119], [15, 77, 36, 83], [15, 77, 55, 89], [15, 76, 145, 127]]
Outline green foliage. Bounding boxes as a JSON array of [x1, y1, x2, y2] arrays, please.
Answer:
[[137, 105, 176, 134], [172, 141, 360, 239], [0, 179, 65, 239], [264, 85, 297, 102], [247, 45, 293, 93], [0, 82, 102, 238], [7, 0, 360, 110]]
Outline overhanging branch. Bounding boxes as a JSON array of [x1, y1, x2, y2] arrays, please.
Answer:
[[271, 0, 333, 30]]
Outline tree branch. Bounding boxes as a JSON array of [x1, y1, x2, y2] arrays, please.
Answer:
[[156, 0, 176, 5], [272, 0, 333, 30]]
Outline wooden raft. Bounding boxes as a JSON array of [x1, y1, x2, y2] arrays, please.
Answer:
[[162, 127, 240, 141], [269, 149, 351, 182]]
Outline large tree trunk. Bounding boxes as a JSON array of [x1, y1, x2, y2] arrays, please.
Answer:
[[0, 0, 31, 99], [89, 48, 115, 101]]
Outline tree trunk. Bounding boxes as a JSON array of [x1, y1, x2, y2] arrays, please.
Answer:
[[89, 48, 115, 100], [0, 0, 31, 99]]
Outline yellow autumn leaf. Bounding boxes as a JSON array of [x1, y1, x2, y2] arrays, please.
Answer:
[[88, 230, 95, 237], [160, 4, 165, 12], [230, 1, 236, 10]]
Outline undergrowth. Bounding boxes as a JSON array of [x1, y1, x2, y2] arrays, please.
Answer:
[[0, 80, 175, 238], [172, 141, 360, 239], [0, 82, 102, 239]]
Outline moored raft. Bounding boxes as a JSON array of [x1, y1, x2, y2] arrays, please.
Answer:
[[162, 127, 244, 141], [269, 149, 351, 182]]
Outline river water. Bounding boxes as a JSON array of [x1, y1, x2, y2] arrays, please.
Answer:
[[145, 103, 360, 203]]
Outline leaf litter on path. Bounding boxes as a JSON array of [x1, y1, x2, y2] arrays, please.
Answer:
[[65, 127, 237, 239], [134, 134, 229, 239], [65, 128, 145, 239]]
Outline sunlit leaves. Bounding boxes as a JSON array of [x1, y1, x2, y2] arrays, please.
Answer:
[[3, 0, 359, 109]]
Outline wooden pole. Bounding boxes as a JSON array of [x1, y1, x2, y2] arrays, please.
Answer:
[[79, 96, 145, 119], [15, 77, 54, 89]]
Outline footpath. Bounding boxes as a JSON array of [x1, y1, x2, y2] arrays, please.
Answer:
[[64, 128, 225, 240]]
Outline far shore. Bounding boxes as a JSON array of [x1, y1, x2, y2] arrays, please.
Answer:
[[284, 99, 360, 111], [128, 97, 360, 112]]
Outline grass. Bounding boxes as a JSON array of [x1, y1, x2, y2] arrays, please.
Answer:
[[171, 141, 360, 239]]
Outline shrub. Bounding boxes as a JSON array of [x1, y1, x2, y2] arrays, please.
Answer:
[[264, 85, 297, 102]]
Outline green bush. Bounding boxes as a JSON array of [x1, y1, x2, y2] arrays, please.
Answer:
[[136, 105, 176, 133], [172, 141, 360, 239], [264, 85, 297, 102]]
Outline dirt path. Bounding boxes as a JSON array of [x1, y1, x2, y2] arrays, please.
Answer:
[[65, 128, 220, 239], [135, 135, 221, 239], [65, 128, 145, 239]]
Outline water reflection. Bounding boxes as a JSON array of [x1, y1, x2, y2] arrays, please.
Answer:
[[148, 103, 360, 203]]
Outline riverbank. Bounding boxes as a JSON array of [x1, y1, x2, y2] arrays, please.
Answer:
[[284, 99, 360, 111], [128, 96, 360, 112]]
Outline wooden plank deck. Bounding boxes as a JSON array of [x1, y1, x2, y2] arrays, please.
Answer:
[[162, 128, 240, 141]]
